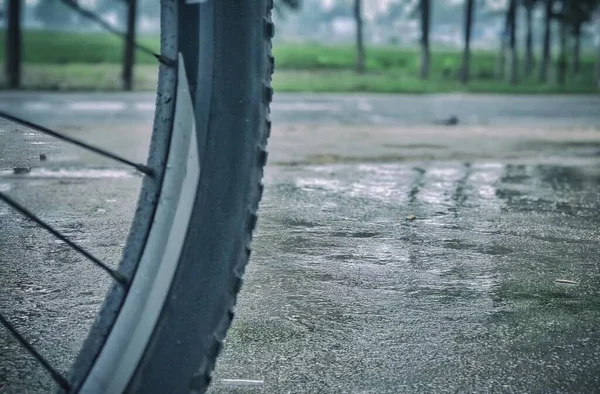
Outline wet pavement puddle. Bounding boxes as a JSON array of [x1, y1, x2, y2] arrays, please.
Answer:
[[0, 167, 137, 180], [2, 159, 600, 393]]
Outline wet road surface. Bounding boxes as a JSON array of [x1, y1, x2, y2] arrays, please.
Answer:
[[1, 93, 600, 393], [212, 160, 600, 393], [0, 92, 599, 127]]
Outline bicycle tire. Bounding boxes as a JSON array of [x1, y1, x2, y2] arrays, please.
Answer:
[[64, 0, 273, 392]]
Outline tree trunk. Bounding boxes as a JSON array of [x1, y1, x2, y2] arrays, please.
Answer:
[[354, 0, 365, 74], [5, 0, 22, 89], [557, 16, 567, 85], [507, 0, 518, 84], [596, 25, 600, 88], [497, 8, 510, 79], [460, 0, 475, 84], [497, 41, 506, 79], [524, 4, 534, 77], [572, 22, 581, 75], [420, 0, 431, 80], [122, 0, 137, 91], [539, 0, 552, 82]]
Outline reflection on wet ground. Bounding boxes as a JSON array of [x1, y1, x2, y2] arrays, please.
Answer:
[[211, 160, 600, 393], [3, 93, 600, 393], [1, 153, 600, 392]]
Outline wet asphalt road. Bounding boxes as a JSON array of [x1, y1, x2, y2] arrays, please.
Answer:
[[0, 92, 599, 128], [1, 93, 600, 393]]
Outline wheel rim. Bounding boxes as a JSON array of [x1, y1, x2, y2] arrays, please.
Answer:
[[65, 2, 179, 391], [79, 53, 199, 393]]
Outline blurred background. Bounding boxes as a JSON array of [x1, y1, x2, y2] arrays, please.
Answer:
[[0, 0, 599, 93], [0, 0, 600, 394], [2, 2, 600, 393]]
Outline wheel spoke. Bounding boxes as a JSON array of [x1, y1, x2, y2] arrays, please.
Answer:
[[0, 109, 153, 176], [0, 191, 128, 287], [59, 0, 164, 61], [0, 313, 71, 391], [1, 0, 175, 391]]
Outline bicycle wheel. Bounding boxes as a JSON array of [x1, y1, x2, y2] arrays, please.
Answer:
[[64, 0, 274, 392]]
